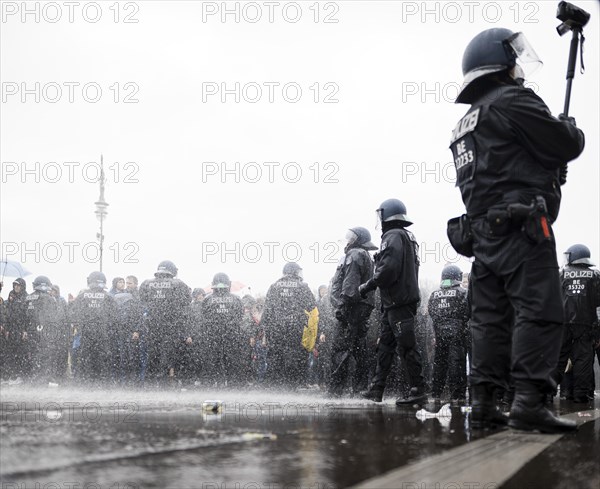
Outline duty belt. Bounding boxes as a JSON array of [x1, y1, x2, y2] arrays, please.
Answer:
[[471, 196, 553, 240], [469, 196, 549, 223]]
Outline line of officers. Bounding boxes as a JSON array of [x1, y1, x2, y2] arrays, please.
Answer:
[[1, 206, 598, 407]]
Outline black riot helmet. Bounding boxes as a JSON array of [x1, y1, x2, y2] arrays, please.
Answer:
[[212, 272, 231, 290], [441, 265, 463, 287], [564, 244, 594, 266], [456, 28, 542, 104], [376, 199, 413, 227], [87, 271, 106, 290], [155, 260, 178, 278], [346, 227, 378, 251], [32, 275, 53, 292], [283, 262, 303, 279]]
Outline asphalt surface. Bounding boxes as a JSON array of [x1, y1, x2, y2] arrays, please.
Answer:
[[1, 386, 598, 489]]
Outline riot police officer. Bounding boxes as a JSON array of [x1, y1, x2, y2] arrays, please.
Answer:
[[139, 260, 191, 385], [359, 199, 427, 405], [553, 245, 600, 403], [328, 227, 376, 396], [25, 276, 66, 384], [200, 273, 244, 386], [449, 28, 585, 432], [261, 262, 318, 388], [428, 265, 469, 403], [70, 272, 117, 384]]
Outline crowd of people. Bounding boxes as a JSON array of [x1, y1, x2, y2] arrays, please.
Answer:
[[0, 249, 429, 395], [0, 232, 598, 412], [1, 26, 599, 436]]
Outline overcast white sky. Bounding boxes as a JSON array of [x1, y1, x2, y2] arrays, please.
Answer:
[[1, 0, 599, 297]]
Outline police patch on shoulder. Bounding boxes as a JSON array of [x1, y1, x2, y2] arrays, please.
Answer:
[[450, 108, 480, 144], [345, 255, 353, 265], [381, 241, 388, 251]]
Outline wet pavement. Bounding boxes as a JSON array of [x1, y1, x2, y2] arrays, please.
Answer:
[[1, 386, 598, 489], [504, 418, 600, 489]]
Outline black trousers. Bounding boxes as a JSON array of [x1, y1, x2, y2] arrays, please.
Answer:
[[371, 304, 424, 391], [2, 333, 27, 379], [594, 346, 600, 395], [554, 323, 594, 399], [201, 339, 237, 385], [76, 335, 111, 383], [268, 339, 308, 388], [431, 323, 467, 399], [469, 219, 563, 393], [329, 303, 372, 393], [175, 340, 202, 383]]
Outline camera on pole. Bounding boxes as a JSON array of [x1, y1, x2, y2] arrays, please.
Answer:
[[556, 1, 590, 117]]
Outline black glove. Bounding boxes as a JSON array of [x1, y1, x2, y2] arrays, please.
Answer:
[[358, 282, 373, 299], [559, 164, 568, 186], [558, 113, 577, 126], [335, 308, 346, 322]]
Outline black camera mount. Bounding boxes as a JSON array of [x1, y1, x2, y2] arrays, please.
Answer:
[[556, 1, 591, 116]]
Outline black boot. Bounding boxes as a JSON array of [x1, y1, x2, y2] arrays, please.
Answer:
[[361, 386, 384, 403], [509, 384, 577, 433], [471, 383, 508, 430], [395, 386, 427, 406], [573, 394, 592, 404]]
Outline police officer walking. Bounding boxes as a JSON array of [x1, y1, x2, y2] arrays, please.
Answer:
[[552, 245, 600, 403], [360, 199, 427, 405], [448, 29, 585, 431], [328, 227, 376, 396], [428, 265, 470, 403]]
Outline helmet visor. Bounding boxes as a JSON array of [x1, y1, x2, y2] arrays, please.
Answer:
[[506, 32, 542, 78], [345, 229, 358, 246], [375, 209, 383, 230]]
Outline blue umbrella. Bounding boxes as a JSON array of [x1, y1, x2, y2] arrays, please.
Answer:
[[0, 259, 31, 279]]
